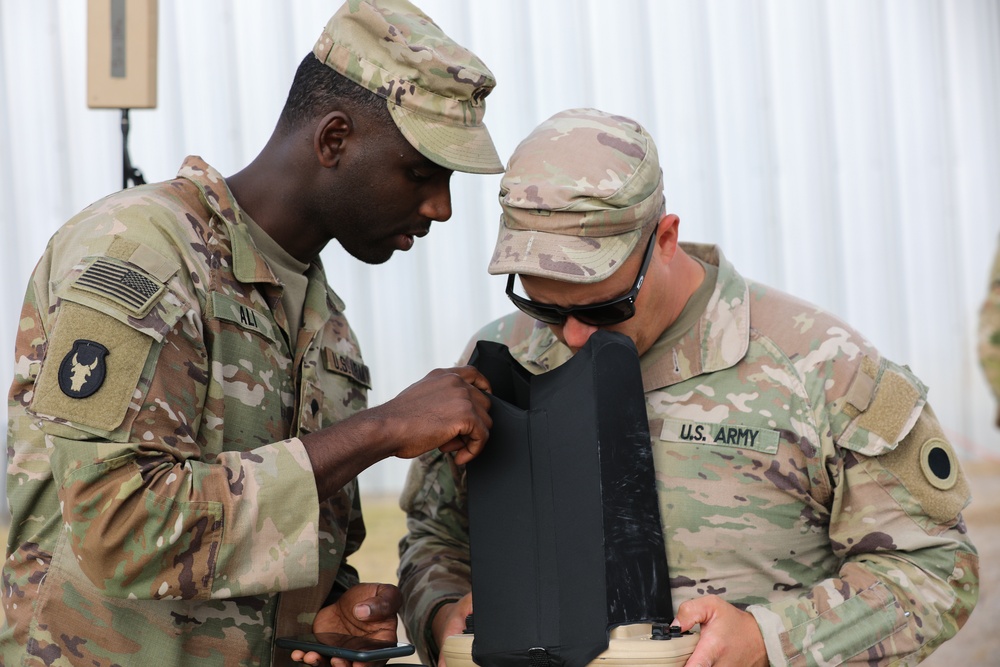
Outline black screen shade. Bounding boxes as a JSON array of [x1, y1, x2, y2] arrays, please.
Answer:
[[467, 330, 673, 667]]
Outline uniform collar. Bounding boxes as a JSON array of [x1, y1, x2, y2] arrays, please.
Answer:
[[637, 243, 749, 391], [176, 156, 279, 287], [175, 157, 347, 326], [506, 319, 572, 375]]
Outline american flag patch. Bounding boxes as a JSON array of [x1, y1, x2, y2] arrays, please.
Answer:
[[72, 257, 165, 316]]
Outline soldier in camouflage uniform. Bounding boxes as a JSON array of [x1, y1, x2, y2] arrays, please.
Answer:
[[977, 238, 1000, 426], [2, 2, 501, 666], [398, 108, 978, 667]]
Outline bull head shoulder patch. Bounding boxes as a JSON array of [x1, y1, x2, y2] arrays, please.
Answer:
[[58, 339, 110, 398]]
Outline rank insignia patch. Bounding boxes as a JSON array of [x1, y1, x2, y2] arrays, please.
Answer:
[[58, 339, 109, 398]]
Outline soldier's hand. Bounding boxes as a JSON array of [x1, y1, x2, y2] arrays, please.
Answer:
[[375, 366, 492, 465], [673, 594, 767, 667], [290, 582, 401, 667], [432, 592, 473, 667], [303, 366, 491, 500]]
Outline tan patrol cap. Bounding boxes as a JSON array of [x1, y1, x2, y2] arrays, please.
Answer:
[[488, 108, 664, 283], [313, 0, 502, 174]]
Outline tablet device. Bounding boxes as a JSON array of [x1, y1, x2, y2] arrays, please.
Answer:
[[275, 633, 415, 662]]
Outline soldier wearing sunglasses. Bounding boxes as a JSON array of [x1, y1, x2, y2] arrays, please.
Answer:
[[397, 107, 978, 667]]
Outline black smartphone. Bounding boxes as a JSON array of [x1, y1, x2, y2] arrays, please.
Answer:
[[275, 633, 415, 662]]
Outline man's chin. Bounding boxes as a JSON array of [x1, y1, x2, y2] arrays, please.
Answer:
[[339, 242, 396, 265], [357, 252, 394, 266]]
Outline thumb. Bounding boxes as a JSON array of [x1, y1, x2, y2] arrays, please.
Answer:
[[353, 584, 401, 621], [673, 594, 721, 633]]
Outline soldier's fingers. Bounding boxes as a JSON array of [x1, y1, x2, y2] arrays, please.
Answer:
[[438, 438, 471, 461], [290, 649, 323, 665], [451, 436, 486, 466], [438, 439, 463, 454], [673, 595, 718, 632], [452, 447, 475, 466], [445, 594, 473, 637], [455, 406, 492, 461], [469, 383, 492, 412], [447, 397, 491, 449], [448, 365, 492, 394]]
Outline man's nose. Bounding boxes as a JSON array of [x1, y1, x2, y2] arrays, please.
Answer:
[[420, 179, 453, 222], [562, 316, 599, 350]]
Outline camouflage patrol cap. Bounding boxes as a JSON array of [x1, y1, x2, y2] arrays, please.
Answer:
[[314, 0, 502, 174], [488, 108, 665, 283]]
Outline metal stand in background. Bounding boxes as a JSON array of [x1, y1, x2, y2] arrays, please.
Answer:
[[120, 108, 146, 189]]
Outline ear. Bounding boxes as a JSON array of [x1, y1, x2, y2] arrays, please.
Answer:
[[655, 214, 681, 262], [313, 111, 352, 168]]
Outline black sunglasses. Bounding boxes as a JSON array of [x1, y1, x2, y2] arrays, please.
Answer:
[[505, 232, 657, 326]]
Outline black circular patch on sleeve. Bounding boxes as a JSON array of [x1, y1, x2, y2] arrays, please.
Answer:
[[58, 339, 110, 398], [926, 446, 952, 481], [919, 438, 959, 490]]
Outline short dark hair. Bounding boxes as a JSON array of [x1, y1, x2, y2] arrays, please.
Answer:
[[278, 53, 393, 132], [630, 211, 664, 259]]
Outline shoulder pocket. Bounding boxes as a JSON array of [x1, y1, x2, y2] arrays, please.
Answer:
[[30, 243, 186, 438], [63, 240, 185, 341], [30, 302, 157, 436], [836, 355, 928, 456]]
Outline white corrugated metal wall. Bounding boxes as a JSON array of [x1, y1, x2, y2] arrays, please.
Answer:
[[1, 0, 998, 498]]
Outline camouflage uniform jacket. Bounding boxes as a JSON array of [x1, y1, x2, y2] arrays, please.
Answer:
[[2, 157, 369, 667], [977, 236, 1000, 426], [399, 243, 978, 666]]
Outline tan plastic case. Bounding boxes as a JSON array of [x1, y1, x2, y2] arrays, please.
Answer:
[[442, 624, 698, 667]]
